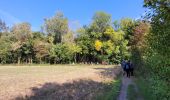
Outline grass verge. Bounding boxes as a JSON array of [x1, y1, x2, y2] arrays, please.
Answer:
[[127, 84, 138, 100], [94, 77, 121, 100], [135, 77, 155, 100]]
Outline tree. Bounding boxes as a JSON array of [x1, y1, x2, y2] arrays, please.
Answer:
[[144, 0, 170, 56], [11, 22, 32, 42], [0, 19, 8, 33], [11, 22, 32, 64], [142, 1, 170, 99], [43, 12, 68, 43], [76, 27, 93, 63], [91, 12, 111, 33], [95, 40, 102, 51], [49, 43, 75, 64], [33, 39, 51, 64], [0, 35, 12, 63], [130, 21, 150, 68], [32, 32, 45, 40], [103, 27, 128, 63], [75, 12, 129, 64], [120, 18, 136, 40], [62, 31, 82, 63], [0, 11, 131, 65], [62, 31, 75, 44]]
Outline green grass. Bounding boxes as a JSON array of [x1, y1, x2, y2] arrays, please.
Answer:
[[94, 77, 121, 100], [135, 77, 155, 100], [127, 84, 138, 100]]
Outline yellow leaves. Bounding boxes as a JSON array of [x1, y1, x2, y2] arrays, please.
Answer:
[[104, 27, 123, 43], [95, 40, 102, 51], [67, 43, 82, 53], [103, 40, 114, 55], [102, 40, 120, 55], [104, 26, 115, 36], [114, 46, 120, 54], [111, 30, 123, 42]]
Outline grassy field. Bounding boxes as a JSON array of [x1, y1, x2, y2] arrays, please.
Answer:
[[0, 64, 121, 100]]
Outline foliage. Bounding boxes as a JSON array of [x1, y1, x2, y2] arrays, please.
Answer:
[[145, 0, 170, 99], [33, 39, 50, 63], [120, 18, 136, 40], [94, 78, 121, 100], [50, 43, 71, 64], [129, 1, 170, 100], [0, 35, 12, 63], [95, 40, 102, 51], [43, 11, 68, 43], [135, 77, 155, 100], [0, 11, 131, 64], [127, 84, 138, 100], [91, 11, 111, 33]]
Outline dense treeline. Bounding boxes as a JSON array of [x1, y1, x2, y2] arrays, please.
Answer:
[[131, 0, 170, 99], [0, 11, 146, 65]]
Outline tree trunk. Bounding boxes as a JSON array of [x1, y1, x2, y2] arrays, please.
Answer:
[[18, 56, 21, 65], [30, 56, 33, 64], [54, 58, 57, 64], [39, 57, 42, 64], [74, 54, 77, 63], [28, 56, 32, 64], [26, 58, 28, 64], [31, 57, 32, 64]]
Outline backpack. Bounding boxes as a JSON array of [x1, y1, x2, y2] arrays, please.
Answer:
[[125, 63, 129, 69]]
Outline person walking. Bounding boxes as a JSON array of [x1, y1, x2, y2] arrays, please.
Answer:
[[125, 60, 130, 78], [121, 60, 126, 76], [129, 60, 134, 76]]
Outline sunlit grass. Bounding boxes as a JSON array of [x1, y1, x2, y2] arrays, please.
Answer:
[[0, 65, 120, 100]]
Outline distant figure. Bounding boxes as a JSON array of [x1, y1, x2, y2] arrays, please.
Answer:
[[125, 60, 130, 78], [121, 60, 126, 76], [129, 61, 134, 76]]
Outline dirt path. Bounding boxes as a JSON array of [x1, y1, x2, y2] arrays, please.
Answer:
[[117, 76, 143, 100], [117, 76, 133, 100]]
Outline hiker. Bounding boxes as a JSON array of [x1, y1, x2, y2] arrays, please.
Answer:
[[121, 60, 126, 76], [125, 60, 130, 78], [129, 61, 134, 76]]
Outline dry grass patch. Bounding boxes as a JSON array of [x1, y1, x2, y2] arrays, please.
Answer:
[[0, 65, 120, 100]]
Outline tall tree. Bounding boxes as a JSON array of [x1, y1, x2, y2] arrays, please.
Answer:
[[43, 12, 68, 43], [11, 22, 32, 64], [120, 18, 136, 40], [33, 39, 50, 64], [144, 0, 170, 56], [0, 19, 8, 32], [91, 11, 112, 34], [11, 22, 32, 42], [0, 35, 12, 63], [0, 19, 9, 37]]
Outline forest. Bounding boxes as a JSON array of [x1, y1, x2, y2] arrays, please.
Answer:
[[0, 0, 169, 99], [0, 11, 149, 65]]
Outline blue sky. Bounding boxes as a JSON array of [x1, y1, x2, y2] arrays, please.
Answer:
[[0, 0, 146, 31]]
